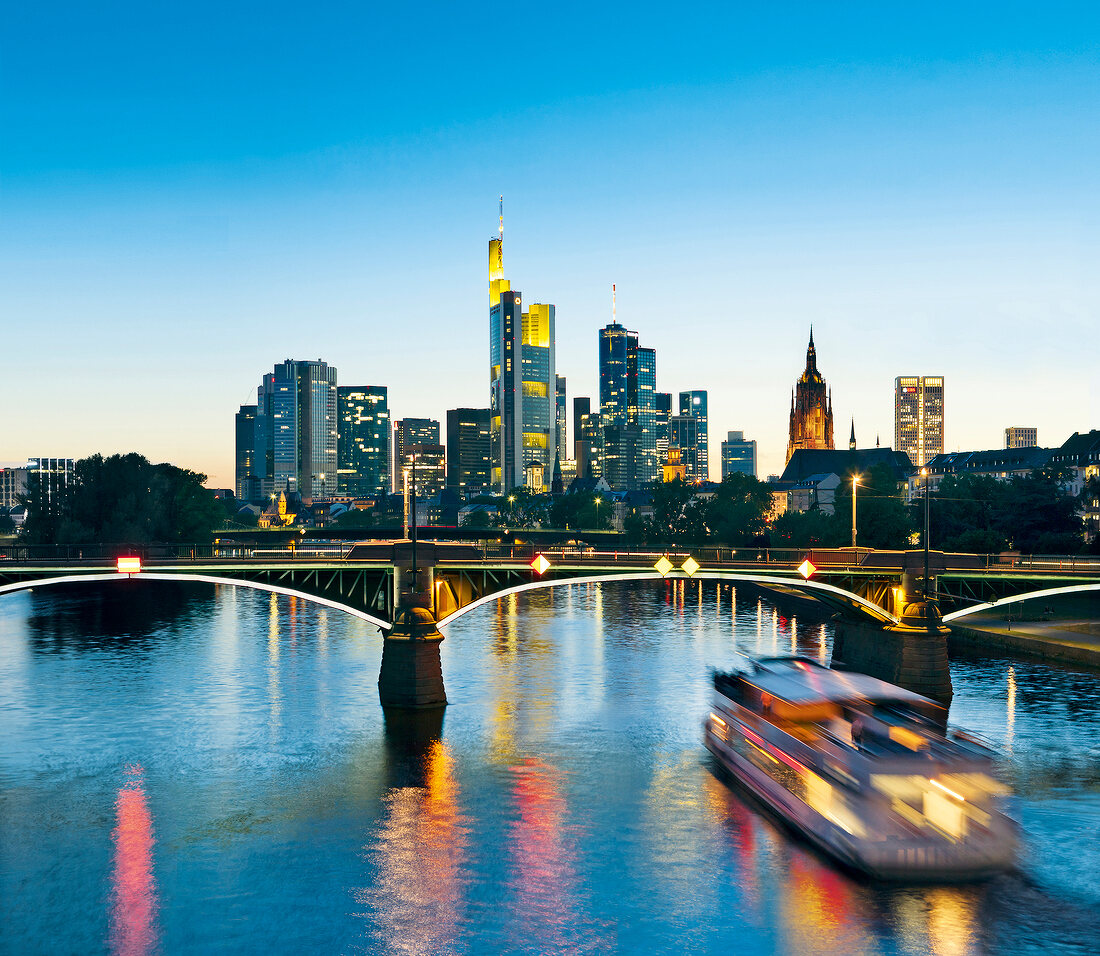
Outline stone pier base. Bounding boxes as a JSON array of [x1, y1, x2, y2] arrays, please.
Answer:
[[832, 615, 953, 707], [378, 606, 448, 709]]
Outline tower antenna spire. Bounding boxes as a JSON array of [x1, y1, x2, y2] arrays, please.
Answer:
[[499, 195, 503, 241], [612, 283, 616, 323]]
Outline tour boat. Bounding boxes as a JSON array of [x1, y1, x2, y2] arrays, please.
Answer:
[[704, 656, 1018, 880]]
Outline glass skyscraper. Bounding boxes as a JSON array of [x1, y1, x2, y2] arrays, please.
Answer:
[[234, 404, 258, 500], [677, 390, 709, 480], [599, 298, 658, 491], [337, 386, 390, 497], [721, 430, 757, 478], [488, 212, 556, 493], [446, 408, 491, 494]]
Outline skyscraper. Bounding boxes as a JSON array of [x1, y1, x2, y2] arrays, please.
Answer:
[[599, 286, 658, 491], [787, 330, 834, 464], [573, 396, 600, 478], [337, 386, 390, 497], [446, 408, 492, 494], [669, 415, 701, 479], [394, 418, 440, 483], [895, 376, 944, 467], [555, 375, 568, 463], [488, 201, 556, 493], [655, 392, 672, 467], [678, 390, 709, 480], [721, 431, 757, 478], [234, 404, 258, 500], [250, 359, 338, 499]]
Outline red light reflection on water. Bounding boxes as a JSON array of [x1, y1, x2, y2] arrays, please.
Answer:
[[109, 764, 158, 956]]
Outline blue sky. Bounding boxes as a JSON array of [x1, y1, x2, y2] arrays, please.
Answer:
[[2, 2, 1098, 484]]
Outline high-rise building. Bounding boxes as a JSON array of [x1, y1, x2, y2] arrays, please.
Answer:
[[394, 417, 440, 489], [599, 287, 658, 491], [488, 201, 556, 493], [655, 392, 672, 466], [555, 375, 568, 463], [895, 376, 944, 468], [787, 330, 834, 464], [234, 404, 258, 500], [1, 458, 73, 511], [446, 408, 491, 494], [248, 359, 338, 499], [721, 431, 757, 478], [678, 390, 709, 481], [400, 444, 446, 499], [669, 415, 701, 480], [1005, 426, 1038, 449], [573, 396, 600, 478], [337, 386, 390, 498]]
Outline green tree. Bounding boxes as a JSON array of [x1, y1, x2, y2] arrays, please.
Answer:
[[833, 463, 913, 550], [769, 508, 841, 549], [335, 507, 374, 529], [704, 473, 774, 545], [20, 453, 223, 544]]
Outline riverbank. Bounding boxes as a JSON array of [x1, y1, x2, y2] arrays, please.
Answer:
[[949, 618, 1100, 668]]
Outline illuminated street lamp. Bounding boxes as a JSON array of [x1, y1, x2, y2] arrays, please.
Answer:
[[594, 496, 602, 528], [921, 466, 931, 600], [851, 473, 861, 549]]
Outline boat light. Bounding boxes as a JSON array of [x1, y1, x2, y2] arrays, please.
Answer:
[[116, 556, 142, 574], [929, 778, 965, 802]]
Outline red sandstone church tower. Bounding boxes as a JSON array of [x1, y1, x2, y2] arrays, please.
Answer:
[[786, 328, 835, 464]]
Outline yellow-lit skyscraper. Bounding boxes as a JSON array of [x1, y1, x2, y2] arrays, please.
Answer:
[[488, 200, 556, 492], [895, 376, 944, 467]]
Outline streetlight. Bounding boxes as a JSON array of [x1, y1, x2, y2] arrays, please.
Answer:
[[594, 496, 602, 528], [850, 473, 861, 549], [921, 466, 931, 601]]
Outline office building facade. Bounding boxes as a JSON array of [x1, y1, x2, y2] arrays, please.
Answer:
[[721, 431, 758, 478], [573, 396, 600, 479], [488, 214, 556, 493], [1005, 427, 1038, 449], [337, 386, 390, 498], [246, 359, 338, 500], [669, 415, 701, 479], [895, 375, 944, 468], [446, 407, 492, 494], [678, 390, 709, 480], [555, 375, 568, 463], [234, 404, 259, 501]]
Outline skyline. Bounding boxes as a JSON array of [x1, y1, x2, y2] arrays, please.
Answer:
[[3, 3, 1098, 485]]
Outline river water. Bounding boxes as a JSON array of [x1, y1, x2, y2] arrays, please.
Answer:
[[1, 579, 1098, 955]]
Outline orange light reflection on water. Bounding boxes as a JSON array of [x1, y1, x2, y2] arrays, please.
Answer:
[[108, 765, 158, 956]]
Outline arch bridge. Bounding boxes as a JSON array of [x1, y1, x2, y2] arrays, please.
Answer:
[[1, 541, 1097, 630]]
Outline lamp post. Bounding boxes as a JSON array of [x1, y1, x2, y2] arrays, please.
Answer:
[[921, 466, 931, 601], [594, 496, 602, 529], [851, 473, 861, 549]]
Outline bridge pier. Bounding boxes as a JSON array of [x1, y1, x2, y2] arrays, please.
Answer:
[[831, 600, 953, 707], [378, 543, 447, 709]]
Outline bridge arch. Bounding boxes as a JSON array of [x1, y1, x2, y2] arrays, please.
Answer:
[[0, 572, 390, 630], [941, 583, 1100, 623], [436, 570, 899, 629]]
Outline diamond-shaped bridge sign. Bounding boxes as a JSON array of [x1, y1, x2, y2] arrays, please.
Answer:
[[681, 556, 700, 577], [530, 553, 551, 575], [798, 558, 817, 579], [653, 555, 674, 576]]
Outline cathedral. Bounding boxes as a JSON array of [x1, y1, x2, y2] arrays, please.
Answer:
[[786, 328, 835, 464]]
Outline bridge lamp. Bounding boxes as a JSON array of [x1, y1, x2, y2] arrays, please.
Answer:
[[797, 558, 817, 579], [851, 473, 862, 550], [116, 556, 142, 575]]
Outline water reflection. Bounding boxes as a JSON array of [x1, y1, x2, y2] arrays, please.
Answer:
[[109, 764, 158, 956], [359, 709, 467, 956]]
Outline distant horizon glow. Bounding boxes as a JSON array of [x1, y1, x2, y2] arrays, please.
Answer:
[[2, 4, 1097, 487]]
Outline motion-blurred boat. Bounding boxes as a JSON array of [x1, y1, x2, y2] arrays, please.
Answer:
[[704, 656, 1017, 880]]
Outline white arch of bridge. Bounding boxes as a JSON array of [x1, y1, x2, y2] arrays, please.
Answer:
[[0, 571, 391, 630], [436, 570, 900, 629], [941, 583, 1100, 623]]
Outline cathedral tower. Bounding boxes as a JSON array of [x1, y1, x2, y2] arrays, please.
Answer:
[[786, 328, 835, 464]]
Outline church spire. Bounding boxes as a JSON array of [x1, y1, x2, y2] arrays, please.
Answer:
[[849, 419, 856, 451]]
